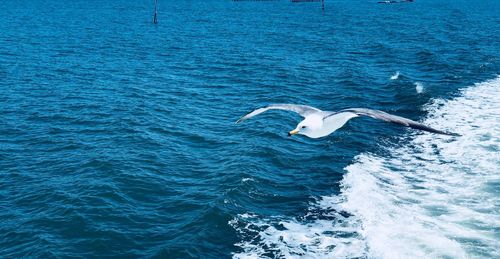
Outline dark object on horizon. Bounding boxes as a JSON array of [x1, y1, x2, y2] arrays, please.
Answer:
[[290, 0, 325, 10], [153, 0, 158, 24], [378, 0, 413, 3], [232, 0, 325, 11]]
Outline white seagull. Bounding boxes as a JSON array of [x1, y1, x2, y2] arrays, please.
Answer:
[[236, 104, 460, 138]]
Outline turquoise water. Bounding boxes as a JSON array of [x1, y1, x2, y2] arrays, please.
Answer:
[[0, 0, 499, 258]]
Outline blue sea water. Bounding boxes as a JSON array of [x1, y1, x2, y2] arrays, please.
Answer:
[[0, 0, 499, 258]]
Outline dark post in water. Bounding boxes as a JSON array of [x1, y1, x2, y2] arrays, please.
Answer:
[[153, 0, 158, 24]]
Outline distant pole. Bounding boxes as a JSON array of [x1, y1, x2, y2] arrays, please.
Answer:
[[153, 0, 158, 24], [321, 0, 325, 11]]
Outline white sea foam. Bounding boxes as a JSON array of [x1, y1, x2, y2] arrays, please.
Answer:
[[415, 82, 424, 93], [231, 77, 500, 259], [242, 178, 255, 183], [390, 71, 400, 80]]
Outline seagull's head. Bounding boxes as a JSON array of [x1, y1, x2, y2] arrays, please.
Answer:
[[288, 115, 323, 138]]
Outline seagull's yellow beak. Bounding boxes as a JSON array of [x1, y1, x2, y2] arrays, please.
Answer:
[[288, 129, 299, 137]]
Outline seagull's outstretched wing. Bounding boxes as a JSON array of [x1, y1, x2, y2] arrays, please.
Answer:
[[236, 104, 321, 123], [326, 108, 461, 136]]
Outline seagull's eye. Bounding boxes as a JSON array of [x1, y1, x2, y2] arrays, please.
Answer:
[[301, 126, 307, 129]]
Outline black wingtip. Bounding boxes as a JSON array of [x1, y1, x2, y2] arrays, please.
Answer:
[[436, 130, 461, 136], [410, 123, 461, 137]]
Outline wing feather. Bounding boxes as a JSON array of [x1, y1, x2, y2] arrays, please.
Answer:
[[236, 104, 321, 123], [325, 108, 460, 136]]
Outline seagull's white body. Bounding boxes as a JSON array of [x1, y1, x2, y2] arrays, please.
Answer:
[[236, 104, 459, 138], [312, 112, 359, 138]]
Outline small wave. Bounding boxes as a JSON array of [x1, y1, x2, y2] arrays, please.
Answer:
[[231, 77, 500, 258], [241, 178, 255, 183], [415, 82, 424, 93], [390, 71, 400, 80]]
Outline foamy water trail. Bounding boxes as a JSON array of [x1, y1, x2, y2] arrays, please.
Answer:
[[231, 77, 500, 258]]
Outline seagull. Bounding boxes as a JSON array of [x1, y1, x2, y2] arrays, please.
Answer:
[[236, 104, 460, 138]]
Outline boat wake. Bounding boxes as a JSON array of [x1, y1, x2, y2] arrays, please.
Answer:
[[230, 77, 500, 258]]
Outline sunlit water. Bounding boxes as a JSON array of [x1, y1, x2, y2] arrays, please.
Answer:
[[0, 0, 499, 258]]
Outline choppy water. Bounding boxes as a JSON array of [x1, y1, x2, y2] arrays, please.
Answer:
[[1, 0, 499, 258]]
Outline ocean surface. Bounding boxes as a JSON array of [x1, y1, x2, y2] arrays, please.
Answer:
[[0, 0, 499, 258]]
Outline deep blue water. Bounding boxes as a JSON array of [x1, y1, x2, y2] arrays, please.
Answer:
[[1, 0, 499, 258]]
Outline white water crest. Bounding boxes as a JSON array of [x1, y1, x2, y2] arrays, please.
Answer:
[[390, 71, 400, 80], [415, 82, 424, 93], [231, 77, 500, 259]]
